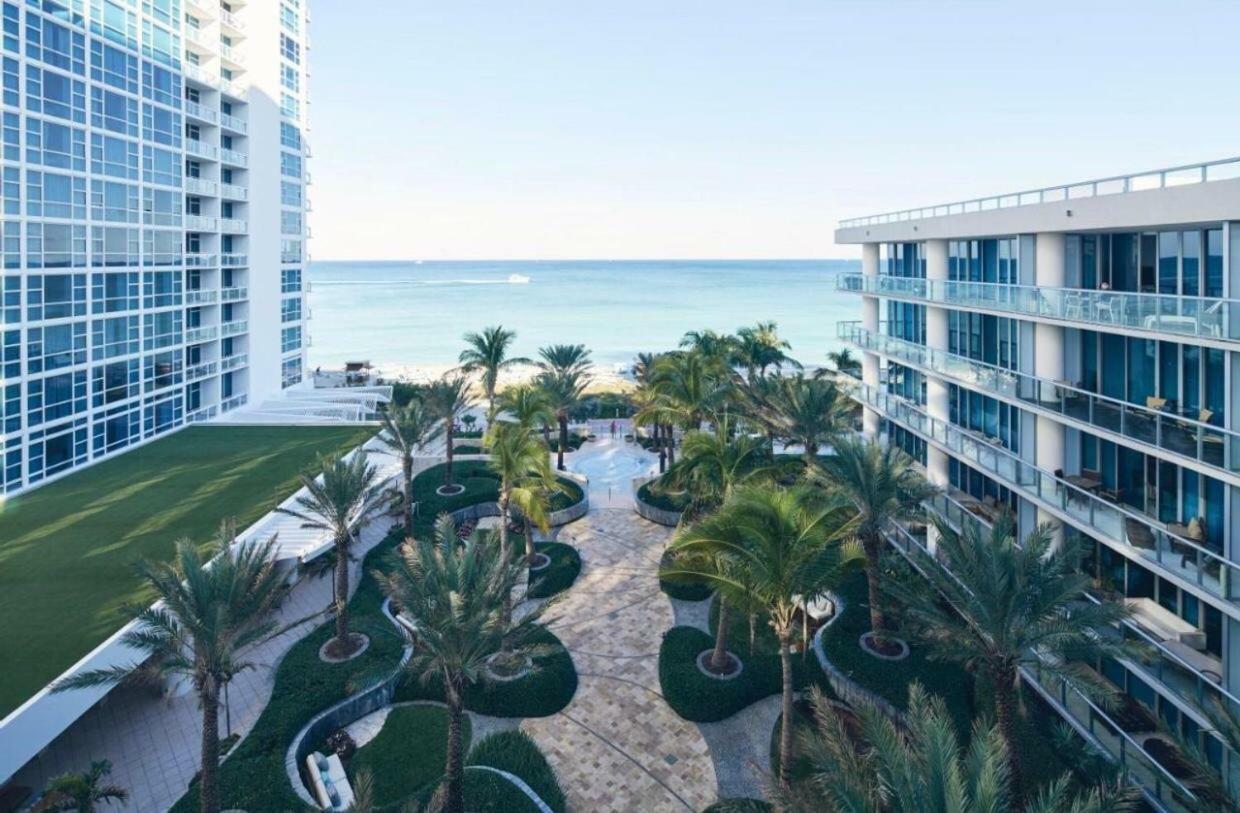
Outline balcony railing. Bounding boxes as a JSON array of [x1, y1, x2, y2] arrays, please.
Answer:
[[220, 353, 248, 372], [219, 183, 248, 200], [184, 289, 217, 305], [219, 218, 247, 233], [219, 147, 247, 167], [221, 320, 248, 337], [839, 322, 1237, 476], [183, 100, 218, 125], [218, 43, 244, 65], [185, 139, 219, 161], [185, 360, 218, 381], [220, 285, 247, 302], [219, 8, 244, 30], [183, 252, 217, 267], [220, 254, 248, 267], [219, 77, 247, 99], [184, 325, 218, 344], [184, 177, 218, 196], [850, 381, 1240, 607], [183, 63, 219, 88], [835, 273, 1238, 343], [221, 393, 248, 412], [183, 214, 217, 231], [187, 404, 218, 423], [838, 155, 1240, 229], [219, 111, 247, 134]]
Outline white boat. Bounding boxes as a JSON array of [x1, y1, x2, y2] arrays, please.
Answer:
[[508, 273, 531, 284]]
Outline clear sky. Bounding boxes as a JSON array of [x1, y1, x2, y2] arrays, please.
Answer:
[[308, 0, 1239, 261]]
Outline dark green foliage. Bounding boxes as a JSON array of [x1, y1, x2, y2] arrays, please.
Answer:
[[459, 769, 544, 813], [411, 460, 583, 515], [637, 478, 690, 512], [348, 705, 470, 809], [659, 551, 713, 601], [702, 798, 773, 812], [526, 543, 581, 599], [468, 730, 567, 813], [395, 625, 577, 718], [453, 444, 485, 455]]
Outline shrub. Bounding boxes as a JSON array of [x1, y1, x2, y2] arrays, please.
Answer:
[[347, 705, 469, 809], [468, 730, 566, 813], [325, 728, 357, 760], [412, 461, 583, 517], [454, 444, 485, 455], [461, 768, 544, 813], [637, 478, 689, 513], [659, 550, 713, 602], [526, 542, 581, 599]]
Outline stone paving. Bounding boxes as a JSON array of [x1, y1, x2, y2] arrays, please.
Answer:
[[521, 491, 717, 811]]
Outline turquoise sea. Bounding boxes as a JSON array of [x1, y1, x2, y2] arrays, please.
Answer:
[[306, 260, 860, 374]]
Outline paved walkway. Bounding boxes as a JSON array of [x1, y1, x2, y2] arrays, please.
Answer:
[[9, 479, 415, 813], [521, 437, 716, 812]]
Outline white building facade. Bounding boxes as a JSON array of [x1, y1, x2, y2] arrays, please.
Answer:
[[836, 159, 1240, 811], [0, 0, 309, 496]]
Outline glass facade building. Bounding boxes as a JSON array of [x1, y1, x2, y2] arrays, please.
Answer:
[[0, 0, 310, 494], [837, 161, 1240, 811]]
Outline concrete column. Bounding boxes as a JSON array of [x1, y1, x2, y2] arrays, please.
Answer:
[[1034, 232, 1067, 549], [926, 444, 950, 554], [861, 243, 881, 438], [922, 239, 952, 553]]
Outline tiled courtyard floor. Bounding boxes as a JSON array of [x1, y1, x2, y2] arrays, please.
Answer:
[[521, 507, 718, 812]]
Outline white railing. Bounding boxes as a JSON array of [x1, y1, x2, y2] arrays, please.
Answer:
[[184, 289, 218, 305], [222, 393, 248, 411], [221, 285, 247, 302], [185, 325, 218, 343], [183, 100, 218, 125], [221, 353, 248, 371], [187, 404, 218, 423], [185, 360, 218, 380], [219, 111, 247, 133], [219, 77, 247, 99], [219, 183, 248, 200], [185, 139, 218, 160], [219, 8, 244, 30], [184, 177, 218, 196], [183, 252, 217, 267], [183, 63, 219, 88], [839, 156, 1240, 229], [219, 43, 244, 64], [221, 320, 248, 337], [183, 214, 217, 231], [219, 217, 247, 233], [219, 147, 247, 166], [220, 254, 248, 268], [184, 26, 206, 46]]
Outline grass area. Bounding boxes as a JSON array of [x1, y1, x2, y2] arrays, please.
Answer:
[[526, 542, 581, 599], [348, 705, 470, 809], [468, 730, 566, 813], [412, 460, 584, 516], [0, 425, 374, 718]]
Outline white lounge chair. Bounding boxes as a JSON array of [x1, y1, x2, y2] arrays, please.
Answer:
[[305, 751, 356, 811]]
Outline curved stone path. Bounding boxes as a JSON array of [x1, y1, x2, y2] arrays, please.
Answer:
[[521, 507, 717, 812]]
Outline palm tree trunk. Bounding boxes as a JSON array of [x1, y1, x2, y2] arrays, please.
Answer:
[[993, 664, 1025, 808], [445, 424, 456, 487], [557, 415, 568, 470], [665, 424, 675, 466], [334, 535, 350, 643], [199, 682, 221, 813], [803, 442, 817, 467], [524, 523, 536, 565], [862, 533, 888, 645], [499, 493, 513, 654], [710, 599, 730, 671], [801, 601, 809, 660], [542, 422, 551, 448], [778, 634, 795, 782], [749, 613, 757, 654], [443, 681, 466, 813], [403, 455, 414, 530]]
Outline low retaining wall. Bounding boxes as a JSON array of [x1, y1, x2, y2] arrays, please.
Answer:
[[631, 476, 683, 527], [466, 765, 554, 813], [444, 475, 588, 529], [810, 592, 905, 723]]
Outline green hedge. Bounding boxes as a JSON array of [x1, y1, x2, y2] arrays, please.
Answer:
[[659, 550, 713, 602], [702, 800, 772, 813], [460, 768, 544, 813], [547, 434, 587, 453], [454, 444, 485, 455], [348, 705, 470, 810], [658, 626, 831, 723], [468, 730, 566, 813], [526, 542, 581, 599], [395, 625, 577, 718], [413, 460, 584, 515], [637, 478, 690, 513]]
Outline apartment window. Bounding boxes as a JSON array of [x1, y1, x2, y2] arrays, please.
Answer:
[[142, 228, 180, 266], [91, 179, 139, 223], [1, 382, 19, 435], [27, 322, 86, 373], [281, 356, 302, 388], [142, 102, 180, 147], [281, 239, 302, 263], [26, 170, 86, 219], [281, 210, 301, 235], [1, 166, 14, 215], [91, 359, 139, 407], [90, 132, 138, 179], [281, 268, 301, 293], [27, 65, 87, 123], [25, 13, 86, 74], [280, 180, 302, 206], [280, 151, 302, 178], [1, 327, 19, 379], [91, 0, 138, 48], [281, 325, 301, 352], [3, 112, 18, 161], [2, 222, 18, 271], [280, 122, 301, 151], [280, 297, 301, 323], [2, 56, 15, 107], [27, 225, 87, 270], [91, 271, 138, 313], [142, 309, 181, 350], [90, 86, 138, 135], [141, 60, 181, 108], [2, 3, 17, 54], [143, 349, 180, 391], [91, 226, 139, 266], [143, 0, 177, 28], [280, 92, 299, 119], [142, 186, 181, 226], [26, 370, 87, 426], [279, 32, 300, 64], [280, 63, 299, 93], [142, 144, 180, 187], [280, 2, 299, 34], [91, 314, 138, 358], [140, 19, 178, 67], [143, 390, 182, 434]]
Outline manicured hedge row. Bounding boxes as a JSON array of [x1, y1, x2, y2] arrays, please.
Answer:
[[526, 542, 581, 599], [468, 730, 567, 813]]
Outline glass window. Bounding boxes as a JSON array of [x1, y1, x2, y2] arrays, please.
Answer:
[[1157, 231, 1179, 294], [1206, 229, 1223, 297]]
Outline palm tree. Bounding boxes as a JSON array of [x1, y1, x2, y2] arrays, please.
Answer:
[[496, 383, 554, 436], [427, 374, 478, 490], [54, 531, 286, 813], [375, 401, 443, 530], [826, 347, 861, 379], [537, 343, 592, 377], [812, 435, 937, 649], [651, 351, 724, 432], [888, 515, 1133, 805], [42, 760, 128, 812], [764, 373, 851, 465], [662, 485, 858, 779], [663, 418, 775, 517], [278, 452, 383, 654], [679, 329, 736, 369], [458, 326, 530, 420], [732, 321, 799, 382], [768, 684, 1136, 813], [536, 370, 588, 470], [375, 516, 546, 813]]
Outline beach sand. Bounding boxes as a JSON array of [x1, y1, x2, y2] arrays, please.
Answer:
[[358, 361, 637, 395]]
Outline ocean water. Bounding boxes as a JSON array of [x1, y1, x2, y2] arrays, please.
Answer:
[[306, 260, 860, 374]]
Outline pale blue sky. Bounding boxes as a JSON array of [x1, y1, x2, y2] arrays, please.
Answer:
[[308, 1, 1239, 260]]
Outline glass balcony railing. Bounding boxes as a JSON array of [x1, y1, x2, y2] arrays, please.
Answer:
[[184, 289, 217, 305], [185, 325, 218, 344], [185, 360, 218, 381], [184, 214, 217, 232], [185, 139, 219, 161], [221, 393, 248, 412], [219, 183, 248, 200], [183, 252, 217, 268], [219, 147, 247, 167], [836, 273, 1239, 343], [220, 353, 248, 372], [219, 111, 248, 134], [184, 177, 218, 196], [840, 322, 1237, 475], [221, 320, 248, 337], [219, 218, 247, 233], [850, 381, 1240, 607], [220, 285, 247, 301]]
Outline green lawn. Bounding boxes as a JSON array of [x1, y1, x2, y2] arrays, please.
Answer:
[[0, 425, 374, 718]]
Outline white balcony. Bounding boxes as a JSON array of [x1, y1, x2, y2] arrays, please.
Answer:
[[185, 140, 219, 161], [219, 77, 247, 100], [221, 393, 248, 412], [219, 147, 247, 167], [219, 218, 247, 233], [220, 285, 247, 302], [219, 183, 248, 200], [218, 111, 248, 135], [185, 360, 218, 381], [184, 289, 218, 305], [220, 254, 248, 268], [184, 252, 217, 267], [221, 320, 248, 337], [219, 9, 244, 32], [183, 100, 218, 125], [184, 177, 218, 196], [183, 63, 219, 89], [183, 214, 217, 231], [221, 353, 248, 372], [185, 325, 219, 344], [219, 42, 245, 66]]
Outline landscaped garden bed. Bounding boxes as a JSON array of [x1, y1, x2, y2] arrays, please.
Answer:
[[413, 460, 585, 518], [526, 542, 582, 599]]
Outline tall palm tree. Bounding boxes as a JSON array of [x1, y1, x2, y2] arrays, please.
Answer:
[[278, 452, 383, 653], [458, 325, 530, 420], [633, 351, 661, 386], [536, 370, 588, 471], [663, 485, 858, 779], [888, 515, 1132, 805], [375, 401, 443, 530], [54, 531, 286, 813], [42, 760, 128, 812], [427, 374, 478, 490], [826, 347, 861, 379], [769, 684, 1136, 813], [375, 516, 546, 813], [651, 351, 723, 432], [733, 321, 800, 382], [812, 435, 937, 648], [537, 343, 592, 377], [764, 373, 851, 465], [496, 383, 554, 436], [679, 329, 736, 370], [663, 418, 775, 517]]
